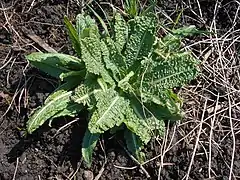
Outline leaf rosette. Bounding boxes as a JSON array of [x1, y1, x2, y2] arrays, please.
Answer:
[[26, 11, 200, 166]]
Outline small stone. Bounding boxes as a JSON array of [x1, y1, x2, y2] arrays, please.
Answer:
[[108, 151, 116, 162], [186, 144, 194, 150], [19, 152, 26, 163], [83, 170, 94, 180]]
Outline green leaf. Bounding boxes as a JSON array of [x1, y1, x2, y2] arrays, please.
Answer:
[[27, 80, 79, 134], [114, 13, 128, 52], [50, 103, 83, 120], [124, 106, 151, 144], [124, 129, 145, 163], [145, 94, 182, 120], [59, 70, 86, 81], [101, 38, 127, 81], [76, 13, 99, 39], [48, 102, 83, 127], [81, 35, 115, 86], [125, 0, 139, 17], [159, 26, 207, 52], [125, 14, 157, 70], [64, 16, 81, 57], [118, 71, 134, 91], [170, 25, 205, 37], [124, 97, 166, 144], [137, 89, 183, 127], [72, 83, 102, 107], [26, 52, 83, 79], [88, 89, 129, 134], [157, 35, 181, 53], [82, 129, 100, 167], [138, 53, 199, 96]]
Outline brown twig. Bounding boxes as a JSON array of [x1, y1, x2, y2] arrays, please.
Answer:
[[22, 27, 57, 53]]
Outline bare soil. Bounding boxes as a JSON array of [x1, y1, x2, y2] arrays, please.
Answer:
[[0, 0, 239, 179]]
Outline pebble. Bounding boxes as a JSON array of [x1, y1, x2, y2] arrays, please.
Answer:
[[83, 170, 94, 180]]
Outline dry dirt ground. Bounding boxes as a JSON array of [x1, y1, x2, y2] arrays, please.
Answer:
[[0, 0, 240, 179]]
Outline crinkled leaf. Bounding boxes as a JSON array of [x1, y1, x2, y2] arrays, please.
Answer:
[[159, 26, 206, 52], [118, 71, 134, 91], [124, 97, 166, 144], [81, 36, 115, 86], [48, 102, 83, 127], [82, 129, 100, 167], [137, 89, 183, 128], [45, 79, 79, 104], [124, 129, 145, 163], [26, 52, 83, 79], [170, 25, 204, 37], [144, 93, 182, 125], [76, 14, 99, 39], [27, 80, 79, 134], [124, 106, 151, 144], [64, 16, 81, 57], [72, 83, 101, 107], [138, 53, 199, 95], [88, 89, 129, 134], [125, 14, 157, 70], [157, 35, 182, 53], [101, 38, 127, 81], [50, 103, 83, 120], [114, 13, 128, 52]]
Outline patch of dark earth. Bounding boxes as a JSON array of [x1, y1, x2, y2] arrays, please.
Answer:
[[0, 0, 239, 179]]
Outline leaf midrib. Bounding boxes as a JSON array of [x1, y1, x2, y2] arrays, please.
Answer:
[[27, 91, 72, 131], [95, 96, 120, 125], [74, 89, 101, 104], [129, 18, 155, 67], [151, 70, 187, 84]]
